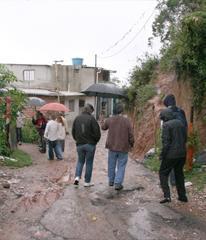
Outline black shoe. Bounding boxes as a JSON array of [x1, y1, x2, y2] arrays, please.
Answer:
[[74, 177, 79, 186], [109, 182, 114, 186], [115, 184, 123, 190], [160, 198, 171, 204], [178, 196, 188, 202]]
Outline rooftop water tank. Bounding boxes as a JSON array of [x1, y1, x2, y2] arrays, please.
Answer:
[[72, 58, 83, 70]]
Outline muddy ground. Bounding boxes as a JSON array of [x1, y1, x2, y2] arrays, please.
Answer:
[[0, 131, 206, 240]]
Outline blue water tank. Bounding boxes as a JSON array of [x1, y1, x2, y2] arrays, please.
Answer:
[[72, 58, 83, 66]]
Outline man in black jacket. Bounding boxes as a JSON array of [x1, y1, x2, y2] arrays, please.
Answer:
[[163, 94, 188, 186], [159, 108, 188, 203], [72, 104, 101, 187]]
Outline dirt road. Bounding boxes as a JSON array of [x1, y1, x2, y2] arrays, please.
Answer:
[[0, 131, 206, 240]]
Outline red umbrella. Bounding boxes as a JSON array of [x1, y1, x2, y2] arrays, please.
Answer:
[[39, 102, 69, 112]]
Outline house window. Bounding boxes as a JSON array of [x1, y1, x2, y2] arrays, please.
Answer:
[[69, 99, 75, 112], [23, 70, 35, 81], [79, 99, 85, 108]]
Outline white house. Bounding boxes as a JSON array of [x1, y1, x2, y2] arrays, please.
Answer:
[[3, 59, 113, 124]]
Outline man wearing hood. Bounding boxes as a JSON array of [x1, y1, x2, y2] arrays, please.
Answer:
[[163, 94, 187, 128], [159, 108, 188, 203]]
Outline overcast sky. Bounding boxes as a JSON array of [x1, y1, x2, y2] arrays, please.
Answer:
[[0, 0, 160, 84]]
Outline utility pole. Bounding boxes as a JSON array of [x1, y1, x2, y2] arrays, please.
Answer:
[[94, 54, 98, 119], [94, 54, 97, 83], [54, 60, 64, 102]]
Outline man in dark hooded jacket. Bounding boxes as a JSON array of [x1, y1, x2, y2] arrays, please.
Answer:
[[163, 94, 188, 186], [159, 108, 188, 203], [163, 94, 188, 128]]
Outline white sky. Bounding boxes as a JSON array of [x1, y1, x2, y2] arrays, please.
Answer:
[[0, 0, 160, 85]]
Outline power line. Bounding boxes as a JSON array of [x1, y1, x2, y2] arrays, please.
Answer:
[[100, 9, 156, 59], [101, 12, 145, 55]]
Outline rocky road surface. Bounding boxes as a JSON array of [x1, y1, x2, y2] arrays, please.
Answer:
[[0, 131, 206, 240]]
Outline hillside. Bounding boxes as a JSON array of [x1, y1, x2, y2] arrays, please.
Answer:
[[131, 71, 206, 160]]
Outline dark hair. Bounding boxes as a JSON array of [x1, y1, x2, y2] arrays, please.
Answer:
[[163, 94, 176, 107], [84, 103, 94, 113], [114, 103, 123, 115]]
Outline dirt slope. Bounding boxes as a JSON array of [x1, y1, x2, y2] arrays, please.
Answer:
[[132, 71, 206, 160]]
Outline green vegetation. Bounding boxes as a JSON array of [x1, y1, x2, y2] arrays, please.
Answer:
[[144, 155, 160, 172], [185, 163, 206, 191], [0, 64, 26, 156], [3, 149, 32, 168], [22, 119, 39, 143], [126, 55, 159, 111], [152, 0, 206, 110], [187, 130, 200, 150]]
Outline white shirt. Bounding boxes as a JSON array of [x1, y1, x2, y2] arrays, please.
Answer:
[[44, 120, 59, 141], [57, 122, 66, 140]]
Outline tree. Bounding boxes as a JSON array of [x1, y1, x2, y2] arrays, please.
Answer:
[[152, 0, 206, 109], [152, 0, 205, 45], [0, 64, 26, 156]]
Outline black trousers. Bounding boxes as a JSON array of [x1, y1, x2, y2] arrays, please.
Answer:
[[159, 157, 186, 199]]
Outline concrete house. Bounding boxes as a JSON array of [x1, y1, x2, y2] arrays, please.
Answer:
[[4, 58, 113, 124]]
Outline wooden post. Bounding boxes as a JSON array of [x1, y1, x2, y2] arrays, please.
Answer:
[[186, 106, 194, 171]]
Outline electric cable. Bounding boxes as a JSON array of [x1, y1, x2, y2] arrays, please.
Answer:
[[100, 8, 156, 59]]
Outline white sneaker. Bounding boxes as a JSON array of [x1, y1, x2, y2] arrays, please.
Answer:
[[84, 182, 94, 187], [74, 176, 80, 186]]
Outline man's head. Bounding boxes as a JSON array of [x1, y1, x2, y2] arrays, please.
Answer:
[[84, 103, 94, 114], [160, 108, 175, 122], [114, 103, 124, 115], [163, 94, 176, 107]]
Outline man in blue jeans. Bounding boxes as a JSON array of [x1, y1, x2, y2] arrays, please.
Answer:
[[101, 103, 134, 190], [72, 104, 101, 187]]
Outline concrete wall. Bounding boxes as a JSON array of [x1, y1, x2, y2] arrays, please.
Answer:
[[4, 63, 110, 123], [6, 64, 53, 89]]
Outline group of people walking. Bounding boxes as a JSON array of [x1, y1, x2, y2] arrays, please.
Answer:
[[16, 93, 189, 204], [72, 103, 134, 190], [71, 94, 188, 204], [31, 111, 69, 160]]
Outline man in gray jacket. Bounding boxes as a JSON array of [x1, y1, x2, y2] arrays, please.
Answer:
[[159, 108, 188, 203], [101, 103, 134, 190]]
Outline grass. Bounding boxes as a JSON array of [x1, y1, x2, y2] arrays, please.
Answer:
[[144, 155, 206, 191], [184, 163, 206, 191], [3, 148, 32, 168], [144, 154, 160, 172]]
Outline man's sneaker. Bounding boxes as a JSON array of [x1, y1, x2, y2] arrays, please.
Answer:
[[109, 182, 114, 186], [115, 184, 123, 190], [74, 177, 80, 186], [159, 198, 171, 204], [84, 182, 94, 187]]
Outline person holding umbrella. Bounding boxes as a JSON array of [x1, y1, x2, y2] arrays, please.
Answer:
[[101, 103, 134, 190], [44, 113, 63, 161]]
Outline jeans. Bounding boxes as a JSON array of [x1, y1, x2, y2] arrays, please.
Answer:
[[108, 150, 128, 185], [59, 139, 65, 152], [75, 144, 96, 183], [16, 128, 22, 142], [47, 140, 63, 160], [159, 157, 186, 199]]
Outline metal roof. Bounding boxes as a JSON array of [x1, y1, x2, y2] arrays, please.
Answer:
[[19, 88, 85, 97]]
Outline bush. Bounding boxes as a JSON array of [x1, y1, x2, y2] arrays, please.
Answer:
[[22, 119, 39, 143]]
